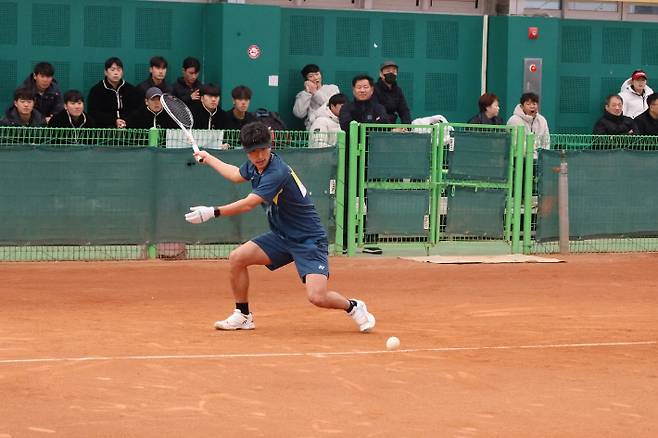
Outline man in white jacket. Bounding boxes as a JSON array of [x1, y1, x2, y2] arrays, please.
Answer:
[[309, 93, 347, 148], [507, 92, 550, 151], [293, 64, 340, 129], [619, 70, 653, 119]]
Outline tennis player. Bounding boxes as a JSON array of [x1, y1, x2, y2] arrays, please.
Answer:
[[185, 121, 375, 332]]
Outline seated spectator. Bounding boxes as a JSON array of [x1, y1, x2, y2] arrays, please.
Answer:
[[222, 85, 256, 130], [48, 90, 95, 128], [634, 93, 658, 135], [0, 87, 45, 126], [137, 56, 172, 98], [507, 92, 550, 150], [468, 93, 504, 125], [21, 62, 63, 123], [172, 57, 203, 105], [338, 74, 388, 133], [619, 70, 653, 119], [309, 93, 347, 148], [293, 64, 340, 129], [124, 87, 177, 129], [593, 95, 637, 135], [87, 57, 140, 128], [373, 60, 411, 124], [190, 84, 225, 129]]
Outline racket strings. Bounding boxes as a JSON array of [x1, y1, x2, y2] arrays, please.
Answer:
[[161, 95, 193, 129]]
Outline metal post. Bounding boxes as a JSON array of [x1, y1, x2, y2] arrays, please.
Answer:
[[558, 151, 570, 254]]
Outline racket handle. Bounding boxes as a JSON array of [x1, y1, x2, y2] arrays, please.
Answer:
[[192, 143, 203, 163]]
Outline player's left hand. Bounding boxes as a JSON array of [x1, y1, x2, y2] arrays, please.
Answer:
[[185, 206, 215, 224]]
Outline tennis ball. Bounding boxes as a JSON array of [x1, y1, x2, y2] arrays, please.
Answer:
[[386, 336, 400, 351]]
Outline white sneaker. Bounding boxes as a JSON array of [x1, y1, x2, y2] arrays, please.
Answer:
[[348, 299, 375, 332], [214, 309, 255, 330]]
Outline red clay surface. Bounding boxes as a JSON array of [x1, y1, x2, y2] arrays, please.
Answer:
[[1, 254, 657, 437]]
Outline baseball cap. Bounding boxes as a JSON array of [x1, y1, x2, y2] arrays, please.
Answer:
[[243, 141, 271, 153], [145, 87, 163, 99], [631, 70, 647, 81], [380, 60, 398, 71]]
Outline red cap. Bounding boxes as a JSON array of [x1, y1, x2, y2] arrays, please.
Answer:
[[632, 70, 647, 81]]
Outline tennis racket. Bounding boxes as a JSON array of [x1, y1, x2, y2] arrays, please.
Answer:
[[160, 93, 202, 162]]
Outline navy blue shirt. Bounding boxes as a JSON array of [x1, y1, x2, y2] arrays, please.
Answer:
[[239, 153, 326, 242]]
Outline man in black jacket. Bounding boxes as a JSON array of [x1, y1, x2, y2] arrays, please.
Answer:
[[124, 87, 177, 129], [634, 93, 658, 136], [87, 57, 140, 128], [48, 90, 95, 128], [339, 74, 388, 133], [190, 84, 226, 129], [373, 60, 411, 124], [137, 56, 172, 98], [21, 62, 63, 123], [172, 57, 203, 105], [593, 95, 637, 135], [0, 87, 45, 127]]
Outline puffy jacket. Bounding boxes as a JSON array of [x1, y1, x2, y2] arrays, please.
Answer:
[[21, 74, 64, 119], [87, 78, 140, 128], [507, 104, 550, 151], [619, 79, 654, 119], [293, 84, 340, 129], [0, 106, 45, 126], [309, 104, 341, 148], [592, 111, 636, 135], [634, 109, 658, 135]]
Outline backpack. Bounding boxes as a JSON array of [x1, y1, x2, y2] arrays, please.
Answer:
[[254, 108, 287, 131]]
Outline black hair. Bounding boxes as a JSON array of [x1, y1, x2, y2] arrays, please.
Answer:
[[329, 93, 348, 107], [519, 92, 539, 104], [104, 57, 123, 70], [150, 56, 168, 69], [33, 62, 54, 77], [352, 74, 374, 87], [232, 85, 252, 100], [63, 89, 84, 103], [200, 83, 221, 97], [182, 57, 201, 72], [647, 92, 658, 107], [14, 87, 35, 101], [605, 94, 623, 105], [300, 64, 320, 79], [240, 121, 271, 148]]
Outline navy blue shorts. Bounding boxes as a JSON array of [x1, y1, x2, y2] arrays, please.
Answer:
[[252, 232, 329, 282]]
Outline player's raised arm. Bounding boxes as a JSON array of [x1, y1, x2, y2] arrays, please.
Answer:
[[194, 150, 246, 183]]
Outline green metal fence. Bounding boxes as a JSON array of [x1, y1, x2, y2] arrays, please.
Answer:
[[528, 134, 658, 254], [349, 121, 524, 256], [0, 127, 344, 261]]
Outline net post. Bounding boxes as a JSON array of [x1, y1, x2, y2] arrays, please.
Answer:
[[346, 121, 359, 256], [334, 131, 346, 254], [558, 150, 570, 254], [511, 126, 525, 253], [523, 133, 535, 254], [147, 127, 160, 259], [429, 123, 441, 246]]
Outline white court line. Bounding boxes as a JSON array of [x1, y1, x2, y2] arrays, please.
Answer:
[[0, 341, 655, 365]]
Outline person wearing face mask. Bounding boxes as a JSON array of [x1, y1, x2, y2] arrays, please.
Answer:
[[507, 92, 550, 151], [373, 60, 411, 124], [592, 95, 636, 135], [619, 70, 653, 119]]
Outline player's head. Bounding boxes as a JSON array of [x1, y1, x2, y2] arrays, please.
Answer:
[[63, 89, 85, 117], [241, 121, 272, 170]]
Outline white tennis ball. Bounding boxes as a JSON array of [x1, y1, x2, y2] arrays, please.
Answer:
[[386, 336, 400, 350]]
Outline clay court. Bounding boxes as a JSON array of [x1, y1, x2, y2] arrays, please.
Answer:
[[1, 253, 657, 437]]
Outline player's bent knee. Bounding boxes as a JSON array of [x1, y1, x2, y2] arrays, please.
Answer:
[[306, 288, 329, 308]]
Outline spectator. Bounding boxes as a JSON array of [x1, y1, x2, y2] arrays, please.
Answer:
[[48, 90, 95, 128], [1, 87, 45, 126], [593, 95, 637, 135], [137, 56, 172, 98], [124, 87, 176, 129], [172, 57, 203, 105], [309, 93, 347, 148], [468, 93, 504, 125], [634, 93, 658, 135], [190, 83, 225, 129], [619, 69, 653, 119], [293, 64, 340, 129], [223, 85, 256, 130], [87, 57, 140, 128], [338, 74, 388, 133], [21, 61, 63, 123], [507, 92, 550, 150], [373, 60, 411, 124]]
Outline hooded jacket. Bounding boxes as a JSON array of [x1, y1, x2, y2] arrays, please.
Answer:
[[309, 104, 340, 148], [619, 78, 654, 119], [293, 83, 340, 129], [0, 106, 45, 127], [21, 74, 64, 118], [87, 78, 140, 128], [632, 109, 658, 135], [507, 104, 550, 150]]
